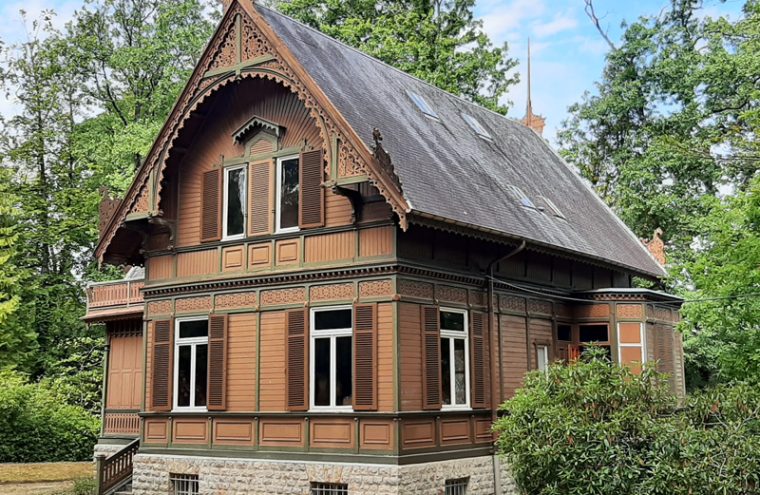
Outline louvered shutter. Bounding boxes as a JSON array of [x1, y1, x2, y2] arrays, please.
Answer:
[[421, 305, 442, 410], [207, 314, 228, 411], [201, 169, 221, 242], [249, 161, 271, 236], [353, 304, 377, 411], [298, 149, 324, 228], [151, 319, 173, 411], [470, 311, 487, 409], [286, 309, 308, 411]]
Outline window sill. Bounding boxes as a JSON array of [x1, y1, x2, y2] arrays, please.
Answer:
[[309, 406, 353, 413], [441, 405, 471, 412], [275, 227, 300, 235], [172, 407, 208, 413], [222, 234, 245, 242]]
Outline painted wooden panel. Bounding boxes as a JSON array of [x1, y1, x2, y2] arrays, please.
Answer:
[[275, 239, 300, 266], [401, 420, 436, 450], [359, 420, 394, 451], [259, 419, 305, 448], [213, 419, 255, 447], [177, 249, 218, 278], [147, 255, 173, 281], [227, 313, 257, 412], [222, 245, 245, 272], [501, 314, 528, 401], [440, 419, 471, 446], [359, 226, 393, 258], [173, 419, 209, 444], [107, 331, 143, 410], [617, 303, 644, 320], [528, 318, 553, 370], [249, 242, 272, 270], [619, 322, 642, 344], [324, 190, 353, 228], [304, 231, 354, 264], [620, 346, 643, 364], [399, 302, 423, 411], [144, 321, 153, 411], [143, 419, 168, 445], [575, 303, 611, 319], [474, 419, 493, 442], [259, 311, 286, 411], [377, 303, 395, 412], [310, 418, 355, 449]]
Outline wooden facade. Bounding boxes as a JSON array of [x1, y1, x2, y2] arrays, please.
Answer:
[[86, 0, 684, 476]]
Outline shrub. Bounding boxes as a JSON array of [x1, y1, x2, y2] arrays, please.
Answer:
[[0, 370, 100, 462], [493, 347, 760, 495]]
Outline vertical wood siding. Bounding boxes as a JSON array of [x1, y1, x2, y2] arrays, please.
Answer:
[[376, 303, 395, 412], [107, 330, 143, 410], [500, 314, 528, 401], [399, 302, 423, 411], [226, 313, 257, 412], [259, 311, 286, 411], [177, 249, 218, 278], [359, 226, 394, 258], [304, 231, 354, 263]]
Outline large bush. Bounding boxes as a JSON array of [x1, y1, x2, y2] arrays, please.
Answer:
[[494, 348, 760, 495], [0, 371, 100, 462]]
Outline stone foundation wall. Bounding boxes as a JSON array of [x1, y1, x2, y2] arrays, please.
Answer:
[[131, 453, 519, 495], [93, 442, 127, 459]]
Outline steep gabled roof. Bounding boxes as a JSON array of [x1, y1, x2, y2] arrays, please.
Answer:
[[257, 5, 666, 277]]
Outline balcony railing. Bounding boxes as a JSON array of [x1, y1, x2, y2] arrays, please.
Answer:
[[87, 279, 144, 310]]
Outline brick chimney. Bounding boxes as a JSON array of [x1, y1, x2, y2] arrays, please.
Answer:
[[521, 39, 546, 136], [643, 228, 666, 266]]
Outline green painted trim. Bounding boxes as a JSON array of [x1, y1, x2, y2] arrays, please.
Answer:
[[99, 335, 110, 437], [256, 312, 261, 412], [96, 437, 135, 445], [330, 135, 338, 180], [125, 212, 150, 222], [336, 175, 369, 186], [236, 14, 242, 66]]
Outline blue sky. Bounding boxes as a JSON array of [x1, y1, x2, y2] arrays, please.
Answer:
[[0, 0, 745, 143]]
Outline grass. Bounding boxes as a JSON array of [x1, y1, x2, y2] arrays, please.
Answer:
[[0, 462, 94, 484]]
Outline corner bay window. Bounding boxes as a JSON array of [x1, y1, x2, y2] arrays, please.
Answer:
[[311, 307, 352, 410], [277, 156, 300, 232], [440, 309, 469, 408], [174, 318, 208, 411], [580, 324, 611, 360], [223, 165, 246, 239]]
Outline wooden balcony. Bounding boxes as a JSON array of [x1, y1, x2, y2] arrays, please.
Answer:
[[84, 277, 145, 323]]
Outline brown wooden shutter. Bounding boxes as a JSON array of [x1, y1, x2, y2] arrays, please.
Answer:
[[207, 314, 228, 411], [249, 161, 271, 236], [151, 319, 173, 411], [298, 149, 325, 228], [201, 169, 221, 242], [421, 305, 442, 410], [353, 304, 377, 411], [470, 311, 487, 409], [286, 309, 308, 411]]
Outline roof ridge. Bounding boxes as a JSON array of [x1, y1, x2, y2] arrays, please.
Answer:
[[255, 2, 522, 125]]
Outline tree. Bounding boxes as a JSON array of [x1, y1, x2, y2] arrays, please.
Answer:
[[277, 0, 518, 114]]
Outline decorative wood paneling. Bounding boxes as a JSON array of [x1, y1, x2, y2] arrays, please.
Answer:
[[401, 420, 436, 449], [619, 322, 642, 344], [359, 279, 393, 299], [249, 242, 272, 269], [324, 189, 353, 228], [575, 304, 610, 319], [147, 300, 172, 317], [304, 231, 354, 263], [527, 299, 552, 316], [215, 292, 257, 311], [250, 138, 273, 156], [399, 303, 422, 411], [226, 313, 257, 411], [103, 412, 140, 436], [353, 304, 377, 411], [474, 419, 493, 442], [147, 255, 173, 281], [107, 330, 143, 410], [310, 418, 355, 449], [201, 169, 221, 242], [620, 346, 643, 364], [222, 245, 245, 272], [376, 303, 395, 412], [360, 420, 393, 451], [259, 419, 304, 447], [249, 161, 272, 236], [259, 311, 286, 411], [500, 314, 528, 401], [275, 239, 300, 265], [213, 419, 255, 446], [436, 285, 467, 305], [397, 279, 434, 301], [261, 287, 306, 306], [440, 419, 470, 446], [286, 309, 308, 411], [617, 303, 644, 320], [177, 249, 218, 278], [299, 149, 325, 228], [173, 419, 209, 444], [150, 319, 172, 412], [175, 296, 212, 314], [207, 314, 228, 410], [421, 305, 441, 410], [499, 295, 526, 314], [359, 226, 393, 258], [470, 312, 487, 409], [309, 283, 354, 302], [143, 419, 168, 445]]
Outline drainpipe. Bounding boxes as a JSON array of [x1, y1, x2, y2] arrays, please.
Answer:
[[487, 240, 526, 495]]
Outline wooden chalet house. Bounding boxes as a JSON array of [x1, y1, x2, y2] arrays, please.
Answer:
[[86, 2, 685, 494]]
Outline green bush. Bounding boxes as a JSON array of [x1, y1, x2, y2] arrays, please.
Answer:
[[493, 347, 760, 495], [0, 370, 100, 462]]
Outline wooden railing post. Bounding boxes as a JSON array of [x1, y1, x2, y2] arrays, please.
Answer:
[[95, 454, 105, 494]]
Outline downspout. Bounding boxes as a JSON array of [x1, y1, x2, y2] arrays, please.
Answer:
[[487, 240, 526, 495]]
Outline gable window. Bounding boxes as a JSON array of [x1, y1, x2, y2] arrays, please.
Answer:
[[310, 307, 353, 410], [174, 318, 208, 411], [440, 308, 469, 409], [276, 156, 300, 233], [223, 165, 247, 240]]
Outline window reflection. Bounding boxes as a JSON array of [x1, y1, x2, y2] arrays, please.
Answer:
[[279, 158, 299, 230]]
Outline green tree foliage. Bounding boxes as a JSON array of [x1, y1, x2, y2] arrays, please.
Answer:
[[0, 370, 100, 462], [278, 0, 518, 113], [494, 350, 760, 495]]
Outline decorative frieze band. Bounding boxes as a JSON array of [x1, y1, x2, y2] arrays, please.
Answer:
[[358, 279, 393, 299], [310, 283, 355, 302], [147, 300, 173, 317], [175, 296, 212, 313], [215, 292, 258, 311], [261, 287, 306, 306]]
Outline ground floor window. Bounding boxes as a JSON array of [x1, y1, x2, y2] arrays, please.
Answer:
[[311, 482, 348, 495], [536, 344, 549, 372], [174, 318, 208, 411], [445, 477, 469, 495], [170, 474, 199, 495], [579, 324, 611, 360], [310, 307, 353, 410], [440, 308, 469, 408]]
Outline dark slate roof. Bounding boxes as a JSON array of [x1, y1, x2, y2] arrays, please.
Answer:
[[257, 6, 666, 277]]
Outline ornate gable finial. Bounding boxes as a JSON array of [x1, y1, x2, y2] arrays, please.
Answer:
[[521, 39, 546, 136], [371, 127, 402, 194]]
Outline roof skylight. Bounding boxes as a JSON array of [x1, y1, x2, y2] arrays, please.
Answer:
[[462, 113, 492, 140], [406, 90, 439, 120], [506, 185, 535, 209], [537, 196, 566, 219]]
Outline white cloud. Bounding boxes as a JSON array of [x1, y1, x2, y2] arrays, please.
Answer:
[[480, 0, 547, 43], [531, 13, 578, 38]]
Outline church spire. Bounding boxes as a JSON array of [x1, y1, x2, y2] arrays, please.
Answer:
[[521, 39, 546, 136]]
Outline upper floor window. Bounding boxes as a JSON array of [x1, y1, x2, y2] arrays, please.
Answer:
[[310, 306, 353, 411], [277, 156, 300, 233], [440, 308, 469, 409], [223, 165, 247, 240], [174, 317, 208, 411]]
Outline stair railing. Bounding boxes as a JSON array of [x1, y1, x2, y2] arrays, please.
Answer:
[[95, 438, 139, 494]]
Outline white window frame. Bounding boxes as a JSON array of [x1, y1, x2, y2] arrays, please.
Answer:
[[173, 316, 209, 413], [440, 307, 470, 410], [222, 164, 247, 241], [536, 344, 549, 372], [275, 155, 300, 234], [309, 305, 353, 412], [617, 322, 647, 365]]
